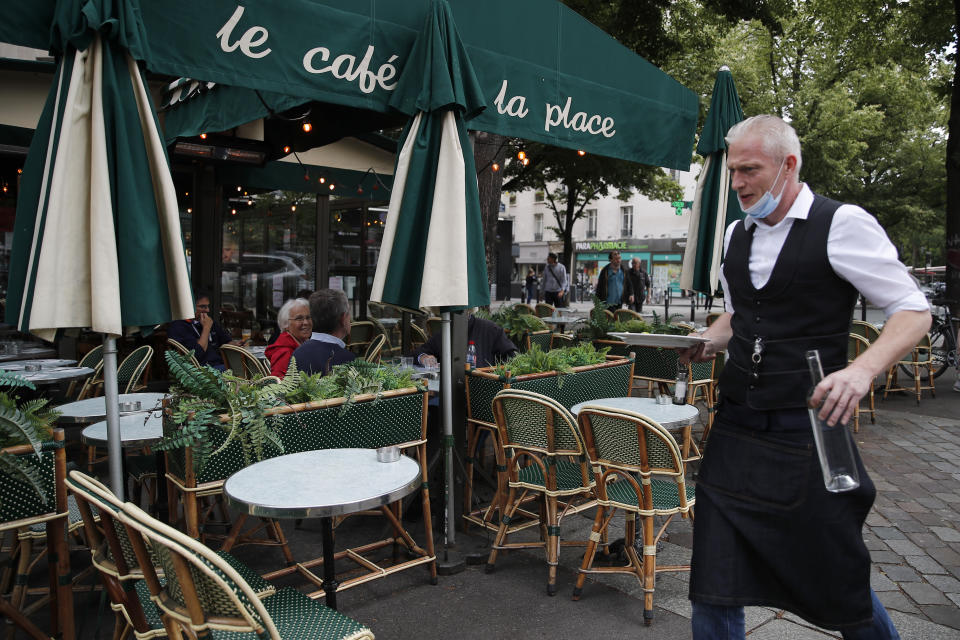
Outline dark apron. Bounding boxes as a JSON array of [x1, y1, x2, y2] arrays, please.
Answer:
[[689, 398, 876, 630]]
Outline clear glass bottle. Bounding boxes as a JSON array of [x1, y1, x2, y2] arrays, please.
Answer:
[[672, 364, 688, 405], [806, 350, 860, 493]]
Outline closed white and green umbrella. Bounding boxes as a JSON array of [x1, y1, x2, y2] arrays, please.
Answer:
[[680, 66, 745, 296], [371, 0, 488, 547], [5, 0, 193, 496]]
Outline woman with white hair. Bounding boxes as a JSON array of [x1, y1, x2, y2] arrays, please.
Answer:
[[265, 297, 312, 377]]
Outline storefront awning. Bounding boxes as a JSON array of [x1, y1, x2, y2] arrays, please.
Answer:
[[3, 0, 698, 170]]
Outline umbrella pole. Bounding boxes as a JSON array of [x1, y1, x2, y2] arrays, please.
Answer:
[[440, 311, 456, 547], [102, 335, 124, 499]]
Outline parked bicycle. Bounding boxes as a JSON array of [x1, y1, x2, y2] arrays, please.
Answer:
[[927, 295, 958, 378]]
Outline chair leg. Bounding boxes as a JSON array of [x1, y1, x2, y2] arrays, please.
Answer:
[[640, 513, 656, 626], [486, 486, 521, 572], [545, 494, 559, 596], [868, 380, 876, 424], [572, 503, 607, 600]]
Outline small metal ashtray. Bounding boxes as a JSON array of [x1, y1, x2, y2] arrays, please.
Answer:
[[24, 364, 41, 372], [655, 394, 670, 405], [376, 446, 400, 463], [119, 401, 143, 412]]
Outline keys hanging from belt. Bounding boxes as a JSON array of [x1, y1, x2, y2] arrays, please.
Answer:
[[750, 336, 764, 381]]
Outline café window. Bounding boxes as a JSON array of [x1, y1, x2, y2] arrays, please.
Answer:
[[586, 209, 597, 238], [620, 205, 633, 238], [221, 188, 317, 338]]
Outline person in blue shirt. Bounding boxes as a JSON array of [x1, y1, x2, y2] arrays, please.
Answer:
[[595, 250, 634, 312], [167, 293, 233, 370], [291, 288, 356, 375]]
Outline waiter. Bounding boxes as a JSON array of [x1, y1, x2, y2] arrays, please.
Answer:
[[680, 115, 929, 638]]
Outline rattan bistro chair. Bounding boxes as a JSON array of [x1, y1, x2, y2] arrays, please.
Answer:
[[573, 406, 694, 626], [166, 338, 200, 368], [535, 303, 555, 318], [65, 344, 103, 400], [347, 321, 377, 356], [363, 333, 387, 364], [848, 333, 876, 432], [614, 308, 641, 323], [883, 333, 936, 404], [67, 470, 275, 640], [220, 344, 270, 379], [116, 502, 374, 640], [485, 389, 596, 596]]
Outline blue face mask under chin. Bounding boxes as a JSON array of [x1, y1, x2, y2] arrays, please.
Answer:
[[739, 159, 787, 219]]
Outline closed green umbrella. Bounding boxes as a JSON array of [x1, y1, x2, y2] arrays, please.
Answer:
[[371, 0, 487, 548], [680, 66, 745, 296], [5, 0, 193, 496]]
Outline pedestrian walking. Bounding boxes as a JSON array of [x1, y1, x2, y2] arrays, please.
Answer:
[[680, 114, 930, 639], [596, 250, 634, 312], [542, 252, 568, 308], [524, 268, 538, 305]]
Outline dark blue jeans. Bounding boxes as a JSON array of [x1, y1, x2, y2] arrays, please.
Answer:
[[691, 589, 899, 640]]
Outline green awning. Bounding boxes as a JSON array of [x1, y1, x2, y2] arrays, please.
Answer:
[[4, 0, 698, 169]]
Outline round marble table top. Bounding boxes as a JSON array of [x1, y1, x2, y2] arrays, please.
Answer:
[[81, 413, 163, 448], [224, 448, 421, 519], [57, 392, 166, 424]]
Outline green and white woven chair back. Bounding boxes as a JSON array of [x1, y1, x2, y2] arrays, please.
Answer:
[[494, 390, 583, 455], [848, 333, 869, 362], [525, 330, 553, 352], [0, 443, 58, 525], [118, 504, 274, 635], [79, 344, 104, 369], [535, 303, 555, 318], [632, 346, 679, 381], [579, 409, 681, 475], [66, 471, 143, 572], [690, 359, 714, 383], [850, 320, 880, 344], [118, 345, 153, 392], [363, 334, 387, 363]]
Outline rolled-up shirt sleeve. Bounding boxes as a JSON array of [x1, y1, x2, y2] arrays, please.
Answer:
[[827, 206, 929, 317]]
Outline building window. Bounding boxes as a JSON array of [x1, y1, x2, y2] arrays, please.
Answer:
[[620, 206, 633, 238], [534, 190, 545, 203], [586, 209, 597, 238], [670, 169, 680, 182], [509, 192, 517, 205], [534, 213, 543, 242]]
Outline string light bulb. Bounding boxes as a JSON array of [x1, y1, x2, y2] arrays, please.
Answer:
[[186, 207, 192, 214], [291, 204, 296, 211], [318, 176, 326, 184], [231, 208, 237, 215], [492, 163, 500, 171], [577, 149, 586, 156], [522, 157, 529, 166], [329, 183, 335, 190], [236, 185, 242, 192], [517, 151, 526, 160], [302, 122, 312, 133], [283, 145, 291, 154], [200, 133, 207, 139]]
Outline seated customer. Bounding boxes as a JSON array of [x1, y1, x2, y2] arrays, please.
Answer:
[[291, 289, 356, 375], [412, 314, 517, 368], [167, 293, 232, 370], [265, 297, 312, 378]]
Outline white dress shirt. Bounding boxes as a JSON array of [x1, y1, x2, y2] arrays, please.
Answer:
[[719, 184, 929, 317], [310, 332, 346, 347]]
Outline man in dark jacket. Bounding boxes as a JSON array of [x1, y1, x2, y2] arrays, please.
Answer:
[[595, 250, 634, 312], [167, 293, 232, 370], [627, 258, 650, 313], [291, 288, 356, 375], [412, 315, 517, 368]]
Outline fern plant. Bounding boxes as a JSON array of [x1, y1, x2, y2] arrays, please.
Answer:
[[157, 351, 422, 472], [491, 342, 610, 386], [476, 304, 549, 343], [0, 373, 58, 508]]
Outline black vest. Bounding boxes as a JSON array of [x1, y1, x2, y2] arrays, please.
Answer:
[[719, 195, 857, 409]]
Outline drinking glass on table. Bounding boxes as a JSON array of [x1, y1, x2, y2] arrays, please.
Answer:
[[241, 328, 252, 344]]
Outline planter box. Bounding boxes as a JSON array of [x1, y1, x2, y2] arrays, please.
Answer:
[[0, 437, 61, 528], [466, 355, 635, 427]]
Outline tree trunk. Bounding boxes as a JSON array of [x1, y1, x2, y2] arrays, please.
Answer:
[[472, 131, 507, 298]]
